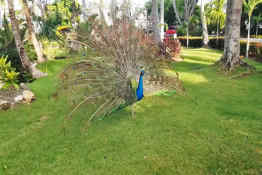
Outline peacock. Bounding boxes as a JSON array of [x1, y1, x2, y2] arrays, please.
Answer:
[[58, 15, 184, 123], [136, 70, 145, 101]]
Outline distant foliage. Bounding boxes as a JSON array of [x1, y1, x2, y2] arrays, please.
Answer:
[[0, 56, 19, 90], [24, 41, 37, 61], [39, 0, 80, 39], [39, 13, 63, 39]]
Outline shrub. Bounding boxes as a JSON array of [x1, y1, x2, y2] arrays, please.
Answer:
[[24, 41, 37, 61], [178, 37, 203, 48], [164, 39, 181, 58], [0, 56, 19, 90]]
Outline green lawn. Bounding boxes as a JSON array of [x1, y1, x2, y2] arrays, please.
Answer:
[[0, 48, 262, 175]]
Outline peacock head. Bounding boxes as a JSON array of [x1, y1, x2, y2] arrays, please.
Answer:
[[140, 70, 145, 76]]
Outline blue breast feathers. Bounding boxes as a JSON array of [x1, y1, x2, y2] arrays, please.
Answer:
[[136, 70, 145, 101]]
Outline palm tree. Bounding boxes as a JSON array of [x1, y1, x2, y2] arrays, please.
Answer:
[[98, 0, 106, 24], [81, 0, 88, 21], [110, 0, 118, 24], [243, 0, 262, 58], [207, 0, 226, 41], [200, 0, 209, 47], [172, 0, 182, 25], [220, 0, 243, 71], [22, 0, 46, 63], [172, 0, 197, 48], [152, 0, 161, 43], [160, 0, 165, 40], [7, 0, 46, 78], [253, 14, 262, 37]]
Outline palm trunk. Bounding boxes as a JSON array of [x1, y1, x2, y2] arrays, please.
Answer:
[[82, 0, 88, 21], [160, 0, 164, 41], [22, 0, 46, 63], [186, 26, 189, 48], [216, 21, 219, 46], [220, 0, 243, 71], [152, 0, 161, 43], [246, 15, 251, 58], [36, 0, 47, 20], [172, 0, 182, 24], [99, 0, 106, 24], [0, 8, 2, 28], [7, 0, 46, 78], [200, 0, 209, 47], [256, 25, 258, 37], [110, 0, 117, 24]]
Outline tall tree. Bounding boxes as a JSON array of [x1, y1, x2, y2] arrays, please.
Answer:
[[7, 0, 46, 78], [206, 0, 226, 42], [243, 0, 262, 58], [172, 0, 197, 47], [110, 0, 118, 23], [200, 0, 209, 47], [184, 0, 198, 48], [81, 0, 88, 21], [121, 0, 131, 21], [160, 0, 165, 40], [35, 0, 47, 20], [152, 0, 161, 42], [22, 0, 46, 63], [99, 0, 106, 24], [219, 0, 243, 71], [253, 14, 262, 36], [172, 0, 182, 24]]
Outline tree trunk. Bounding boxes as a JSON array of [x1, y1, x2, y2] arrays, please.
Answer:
[[7, 0, 46, 78], [186, 25, 189, 48], [122, 0, 131, 21], [160, 0, 164, 40], [36, 0, 47, 19], [220, 0, 243, 71], [22, 0, 46, 63], [152, 0, 161, 43], [99, 0, 107, 24], [0, 8, 2, 28], [256, 25, 258, 37], [184, 0, 197, 48], [172, 0, 182, 24], [216, 20, 219, 46], [82, 0, 88, 21], [110, 0, 117, 24], [246, 15, 251, 58], [200, 0, 209, 47]]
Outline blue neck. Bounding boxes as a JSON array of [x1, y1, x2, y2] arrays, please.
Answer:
[[136, 71, 144, 101], [138, 75, 143, 89]]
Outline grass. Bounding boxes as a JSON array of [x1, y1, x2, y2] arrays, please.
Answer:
[[0, 48, 262, 175]]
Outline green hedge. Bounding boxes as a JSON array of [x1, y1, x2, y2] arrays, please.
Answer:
[[178, 37, 262, 58]]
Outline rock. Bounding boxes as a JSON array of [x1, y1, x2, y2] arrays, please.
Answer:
[[0, 100, 11, 110], [20, 83, 28, 89], [22, 90, 35, 104], [14, 95, 23, 103]]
